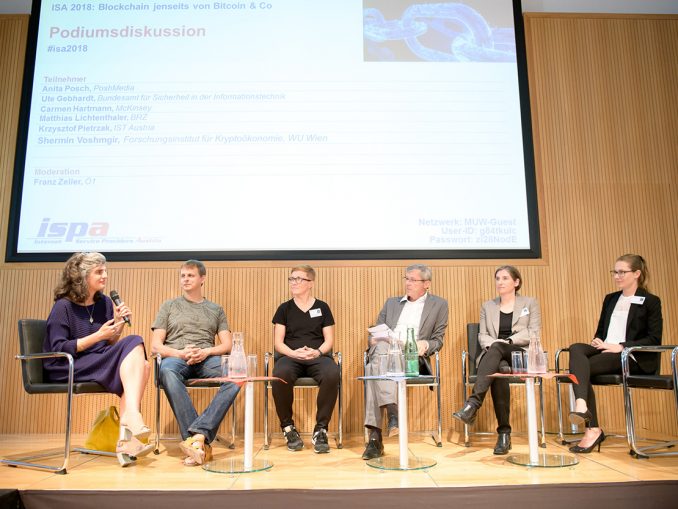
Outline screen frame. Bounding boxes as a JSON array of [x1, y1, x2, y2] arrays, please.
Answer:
[[5, 0, 540, 263]]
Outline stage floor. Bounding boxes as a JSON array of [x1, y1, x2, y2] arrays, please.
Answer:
[[1, 432, 677, 491]]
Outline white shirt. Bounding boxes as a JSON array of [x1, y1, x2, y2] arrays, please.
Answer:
[[606, 294, 634, 344], [393, 293, 427, 344]]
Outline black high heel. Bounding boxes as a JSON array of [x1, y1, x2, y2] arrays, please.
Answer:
[[568, 409, 592, 426], [569, 430, 606, 453]]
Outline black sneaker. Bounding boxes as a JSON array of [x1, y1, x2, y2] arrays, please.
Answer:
[[312, 428, 330, 454], [361, 438, 384, 460], [283, 425, 303, 451]]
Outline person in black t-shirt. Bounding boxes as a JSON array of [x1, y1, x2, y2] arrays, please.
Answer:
[[271, 265, 339, 454]]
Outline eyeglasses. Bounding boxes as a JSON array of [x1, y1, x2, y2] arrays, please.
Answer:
[[610, 270, 634, 277], [403, 277, 427, 283], [288, 277, 311, 284]]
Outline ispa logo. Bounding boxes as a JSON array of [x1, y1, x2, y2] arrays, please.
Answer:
[[37, 218, 109, 242]]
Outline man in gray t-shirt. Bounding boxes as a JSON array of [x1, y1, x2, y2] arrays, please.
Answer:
[[151, 260, 239, 467], [153, 296, 229, 351]]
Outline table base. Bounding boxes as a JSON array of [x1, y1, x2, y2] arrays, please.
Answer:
[[203, 458, 273, 474], [366, 455, 436, 471], [507, 452, 578, 468]]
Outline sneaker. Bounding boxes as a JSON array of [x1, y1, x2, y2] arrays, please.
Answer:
[[283, 425, 304, 451], [361, 438, 384, 460], [312, 428, 330, 454]]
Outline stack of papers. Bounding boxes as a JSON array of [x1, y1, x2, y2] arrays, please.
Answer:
[[368, 324, 398, 343]]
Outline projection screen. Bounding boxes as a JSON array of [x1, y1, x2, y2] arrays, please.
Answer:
[[6, 0, 540, 261]]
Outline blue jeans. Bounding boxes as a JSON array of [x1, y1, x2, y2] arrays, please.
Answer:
[[159, 356, 240, 444]]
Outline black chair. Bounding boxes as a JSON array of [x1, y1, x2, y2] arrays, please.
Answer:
[[554, 347, 625, 444], [622, 345, 678, 458], [263, 350, 343, 450], [153, 355, 236, 454], [362, 350, 443, 447], [460, 323, 545, 447], [1, 319, 114, 474]]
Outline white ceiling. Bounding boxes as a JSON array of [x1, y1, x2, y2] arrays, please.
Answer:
[[1, 0, 677, 15]]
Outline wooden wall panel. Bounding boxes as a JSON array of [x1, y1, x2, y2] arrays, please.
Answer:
[[0, 13, 676, 440]]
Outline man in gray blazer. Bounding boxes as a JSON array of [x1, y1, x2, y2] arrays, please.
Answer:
[[362, 264, 449, 460]]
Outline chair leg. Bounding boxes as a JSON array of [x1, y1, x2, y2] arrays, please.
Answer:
[[462, 382, 471, 447], [2, 385, 75, 474], [209, 396, 237, 449], [435, 379, 443, 447], [337, 368, 343, 449], [336, 390, 343, 449], [155, 384, 161, 454]]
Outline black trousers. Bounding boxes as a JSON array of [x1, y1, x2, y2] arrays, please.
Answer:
[[272, 355, 339, 430], [469, 342, 525, 434], [568, 343, 644, 428]]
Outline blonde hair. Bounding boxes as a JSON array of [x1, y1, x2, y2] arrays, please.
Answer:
[[291, 264, 316, 281], [54, 252, 107, 303]]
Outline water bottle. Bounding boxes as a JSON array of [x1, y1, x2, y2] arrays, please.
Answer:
[[385, 333, 405, 376], [404, 327, 419, 377], [229, 331, 248, 378]]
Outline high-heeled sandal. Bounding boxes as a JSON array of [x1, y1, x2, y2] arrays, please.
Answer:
[[116, 426, 154, 467], [569, 430, 606, 453], [179, 435, 212, 466], [120, 420, 151, 442], [568, 409, 592, 426]]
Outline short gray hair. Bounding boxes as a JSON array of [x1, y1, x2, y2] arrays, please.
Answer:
[[406, 263, 432, 281]]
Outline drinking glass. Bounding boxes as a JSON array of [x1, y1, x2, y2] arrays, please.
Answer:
[[221, 355, 230, 377], [372, 353, 388, 376], [511, 351, 524, 374], [247, 354, 257, 378]]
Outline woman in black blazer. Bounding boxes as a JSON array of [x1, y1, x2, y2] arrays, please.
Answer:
[[568, 254, 662, 453]]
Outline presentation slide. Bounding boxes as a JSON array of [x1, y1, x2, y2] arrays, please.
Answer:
[[10, 0, 538, 259]]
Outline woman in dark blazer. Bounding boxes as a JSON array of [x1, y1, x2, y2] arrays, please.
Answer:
[[453, 265, 541, 455], [568, 254, 662, 453]]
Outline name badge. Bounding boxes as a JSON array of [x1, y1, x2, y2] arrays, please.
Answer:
[[630, 296, 645, 305], [520, 307, 530, 317], [309, 308, 322, 318]]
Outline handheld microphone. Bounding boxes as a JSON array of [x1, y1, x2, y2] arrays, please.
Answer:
[[110, 290, 131, 327]]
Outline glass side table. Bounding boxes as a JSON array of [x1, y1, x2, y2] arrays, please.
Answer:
[[190, 376, 283, 473], [358, 374, 437, 471], [489, 372, 579, 467]]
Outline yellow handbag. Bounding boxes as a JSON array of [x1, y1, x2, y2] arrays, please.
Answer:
[[84, 406, 120, 453]]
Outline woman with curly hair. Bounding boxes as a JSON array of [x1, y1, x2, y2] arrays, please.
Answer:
[[44, 252, 152, 466]]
